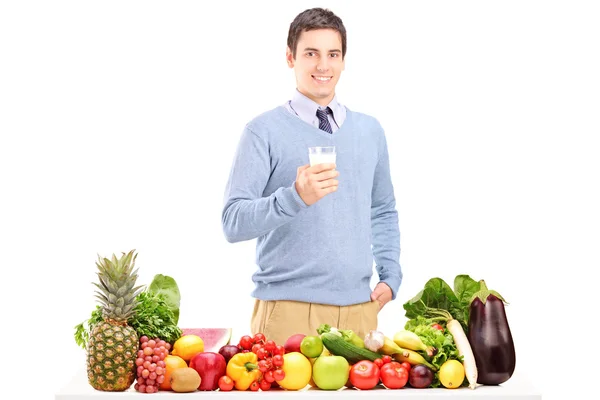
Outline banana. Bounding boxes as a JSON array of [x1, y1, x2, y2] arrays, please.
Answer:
[[393, 349, 437, 371], [393, 330, 436, 357], [378, 335, 403, 355]]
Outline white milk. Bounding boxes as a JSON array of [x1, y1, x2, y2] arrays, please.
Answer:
[[309, 153, 336, 167]]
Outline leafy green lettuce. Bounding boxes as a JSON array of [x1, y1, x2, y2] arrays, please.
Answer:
[[405, 316, 461, 388], [148, 274, 181, 324], [403, 274, 479, 332], [405, 317, 461, 365]]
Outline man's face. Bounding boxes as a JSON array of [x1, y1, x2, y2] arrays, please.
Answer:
[[286, 29, 345, 106]]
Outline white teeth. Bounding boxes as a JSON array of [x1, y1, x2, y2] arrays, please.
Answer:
[[314, 76, 331, 81]]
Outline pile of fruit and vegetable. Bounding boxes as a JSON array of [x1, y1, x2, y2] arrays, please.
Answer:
[[75, 250, 516, 393]]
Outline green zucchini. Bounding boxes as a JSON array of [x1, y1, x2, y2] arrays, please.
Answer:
[[321, 332, 381, 364]]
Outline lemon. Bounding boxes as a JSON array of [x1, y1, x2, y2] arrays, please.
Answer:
[[171, 335, 204, 362], [439, 359, 465, 389], [276, 352, 312, 390]]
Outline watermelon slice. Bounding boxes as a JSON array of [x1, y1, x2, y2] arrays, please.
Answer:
[[181, 328, 232, 352]]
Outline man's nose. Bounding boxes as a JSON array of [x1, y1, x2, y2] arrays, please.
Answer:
[[316, 57, 329, 72]]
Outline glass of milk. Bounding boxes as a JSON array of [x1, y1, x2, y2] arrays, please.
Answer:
[[308, 146, 336, 167]]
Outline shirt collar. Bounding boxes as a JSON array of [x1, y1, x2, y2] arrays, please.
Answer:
[[290, 89, 344, 126]]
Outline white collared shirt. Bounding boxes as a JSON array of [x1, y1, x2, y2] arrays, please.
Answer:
[[284, 89, 347, 133]]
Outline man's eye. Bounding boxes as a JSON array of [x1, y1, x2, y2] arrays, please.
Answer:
[[330, 53, 339, 58], [306, 52, 315, 57]]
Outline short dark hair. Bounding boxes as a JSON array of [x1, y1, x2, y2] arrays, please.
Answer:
[[287, 8, 347, 59]]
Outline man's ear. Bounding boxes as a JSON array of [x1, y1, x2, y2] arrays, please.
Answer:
[[286, 47, 295, 68]]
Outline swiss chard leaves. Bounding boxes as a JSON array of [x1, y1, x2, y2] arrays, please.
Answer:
[[454, 274, 481, 313], [403, 275, 479, 332]]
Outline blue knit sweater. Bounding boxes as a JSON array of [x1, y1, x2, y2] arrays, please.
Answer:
[[222, 105, 402, 306]]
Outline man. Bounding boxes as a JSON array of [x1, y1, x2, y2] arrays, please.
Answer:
[[222, 7, 401, 345]]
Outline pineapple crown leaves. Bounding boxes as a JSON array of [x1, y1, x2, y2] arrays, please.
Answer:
[[93, 249, 144, 322]]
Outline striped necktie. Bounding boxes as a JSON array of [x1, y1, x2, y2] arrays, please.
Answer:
[[316, 107, 333, 134]]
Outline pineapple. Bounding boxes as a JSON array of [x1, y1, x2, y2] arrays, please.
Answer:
[[86, 249, 144, 391]]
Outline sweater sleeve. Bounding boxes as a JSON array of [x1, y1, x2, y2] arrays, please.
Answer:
[[371, 127, 403, 300], [222, 125, 308, 243]]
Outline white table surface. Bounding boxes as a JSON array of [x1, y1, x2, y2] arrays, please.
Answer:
[[55, 368, 542, 399]]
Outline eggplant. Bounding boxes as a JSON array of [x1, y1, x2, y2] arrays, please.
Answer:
[[468, 282, 516, 385]]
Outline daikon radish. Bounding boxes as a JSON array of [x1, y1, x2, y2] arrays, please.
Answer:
[[422, 308, 478, 389], [446, 318, 478, 389]]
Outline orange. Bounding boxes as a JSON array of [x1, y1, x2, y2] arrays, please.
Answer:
[[159, 355, 188, 390], [171, 335, 204, 362]]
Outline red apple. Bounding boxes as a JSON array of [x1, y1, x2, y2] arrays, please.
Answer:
[[284, 333, 306, 354], [189, 352, 227, 391]]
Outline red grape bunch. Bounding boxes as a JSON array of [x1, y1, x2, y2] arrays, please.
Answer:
[[238, 332, 285, 391], [134, 336, 171, 393]]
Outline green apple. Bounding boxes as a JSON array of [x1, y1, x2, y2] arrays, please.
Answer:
[[312, 355, 350, 390], [300, 336, 324, 358]]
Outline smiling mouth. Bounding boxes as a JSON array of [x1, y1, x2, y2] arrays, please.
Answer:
[[312, 75, 332, 83]]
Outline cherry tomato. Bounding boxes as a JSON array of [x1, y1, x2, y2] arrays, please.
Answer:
[[252, 343, 263, 354], [257, 347, 269, 360], [218, 375, 234, 391], [264, 357, 273, 370], [272, 354, 284, 367], [259, 379, 272, 391], [249, 381, 260, 391], [239, 335, 253, 350], [400, 362, 411, 372], [374, 358, 384, 368], [263, 370, 275, 383], [273, 368, 285, 381], [380, 361, 409, 389], [264, 340, 276, 353], [257, 360, 269, 373], [253, 333, 266, 344], [382, 355, 392, 364], [273, 345, 285, 356], [349, 360, 380, 390], [431, 323, 444, 331]]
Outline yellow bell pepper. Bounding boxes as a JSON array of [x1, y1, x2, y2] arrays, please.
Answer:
[[226, 352, 261, 391]]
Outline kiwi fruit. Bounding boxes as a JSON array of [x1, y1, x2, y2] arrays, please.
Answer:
[[170, 367, 201, 393]]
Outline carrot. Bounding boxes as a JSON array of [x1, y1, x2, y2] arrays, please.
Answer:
[[423, 308, 478, 389]]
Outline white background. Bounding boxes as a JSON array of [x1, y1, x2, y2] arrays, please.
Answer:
[[1, 1, 599, 399]]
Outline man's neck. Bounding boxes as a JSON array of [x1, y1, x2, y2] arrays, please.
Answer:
[[297, 89, 335, 107]]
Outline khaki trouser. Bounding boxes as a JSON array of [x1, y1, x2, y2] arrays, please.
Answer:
[[250, 299, 379, 345]]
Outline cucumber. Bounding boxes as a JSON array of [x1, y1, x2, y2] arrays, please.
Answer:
[[321, 332, 381, 364]]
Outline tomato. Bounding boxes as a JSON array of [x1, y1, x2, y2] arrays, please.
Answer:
[[374, 358, 384, 368], [218, 375, 234, 391], [349, 360, 380, 390], [253, 333, 266, 344], [381, 355, 392, 364], [380, 361, 409, 389], [264, 340, 276, 353], [252, 343, 263, 354], [258, 360, 269, 373], [249, 381, 260, 391], [239, 335, 253, 350], [272, 354, 284, 367], [400, 362, 411, 372], [259, 379, 272, 391], [273, 345, 285, 356], [273, 368, 285, 381], [431, 323, 444, 331], [257, 347, 269, 360], [263, 370, 275, 383]]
